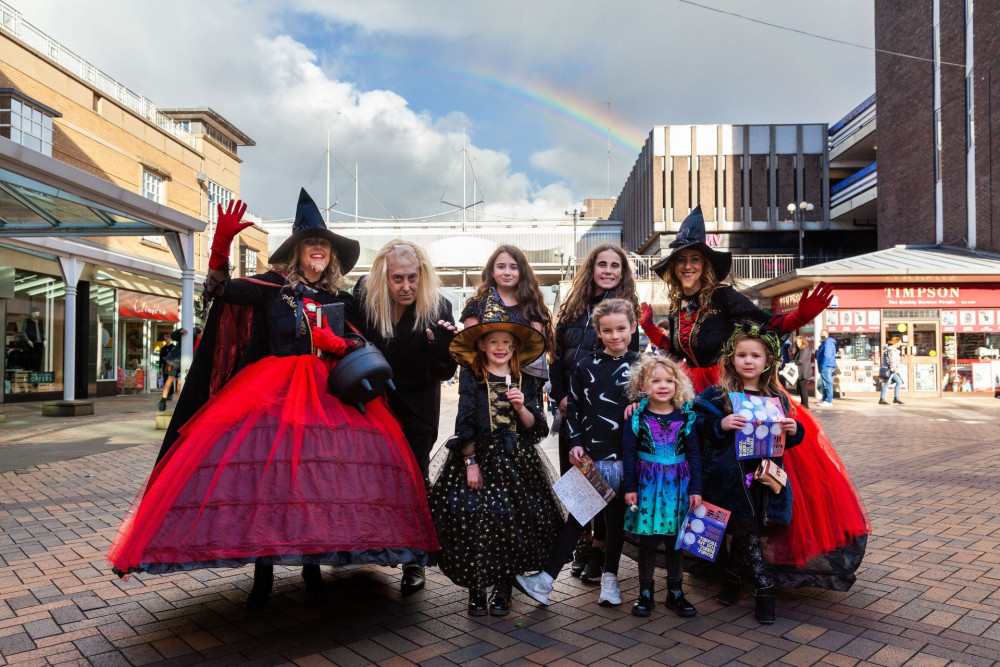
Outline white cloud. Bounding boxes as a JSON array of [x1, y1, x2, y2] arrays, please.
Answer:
[[14, 0, 875, 222]]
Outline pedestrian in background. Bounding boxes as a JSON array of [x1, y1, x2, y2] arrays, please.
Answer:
[[879, 337, 905, 405], [816, 330, 837, 407], [793, 335, 813, 408]]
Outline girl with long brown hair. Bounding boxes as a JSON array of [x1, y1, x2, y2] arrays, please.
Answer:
[[548, 243, 640, 581]]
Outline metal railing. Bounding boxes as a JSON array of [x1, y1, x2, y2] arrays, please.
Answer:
[[0, 1, 196, 148], [628, 254, 797, 282]]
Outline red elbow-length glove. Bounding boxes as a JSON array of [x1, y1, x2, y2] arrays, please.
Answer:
[[639, 302, 669, 350], [777, 282, 834, 333], [208, 200, 252, 270], [311, 326, 351, 356]]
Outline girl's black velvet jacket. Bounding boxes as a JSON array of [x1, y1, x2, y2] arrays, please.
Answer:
[[550, 292, 640, 404], [450, 370, 548, 451], [693, 386, 804, 527]]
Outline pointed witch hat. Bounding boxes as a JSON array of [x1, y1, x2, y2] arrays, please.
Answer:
[[650, 205, 731, 281], [267, 188, 361, 272]]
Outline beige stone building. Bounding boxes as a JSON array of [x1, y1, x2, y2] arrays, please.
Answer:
[[0, 2, 258, 404]]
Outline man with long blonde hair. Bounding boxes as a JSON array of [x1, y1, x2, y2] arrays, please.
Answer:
[[355, 240, 457, 593]]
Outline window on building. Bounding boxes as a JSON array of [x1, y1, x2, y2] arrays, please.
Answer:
[[240, 245, 259, 278], [0, 92, 57, 156], [207, 180, 234, 224], [142, 170, 165, 243]]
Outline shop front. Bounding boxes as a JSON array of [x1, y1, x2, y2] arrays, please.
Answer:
[[757, 246, 1000, 399], [117, 289, 180, 395]]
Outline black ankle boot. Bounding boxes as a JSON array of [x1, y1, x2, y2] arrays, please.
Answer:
[[631, 580, 655, 617], [580, 546, 604, 583], [489, 581, 512, 616], [301, 563, 326, 600], [754, 586, 776, 624], [716, 568, 742, 606], [664, 577, 696, 617], [468, 588, 488, 616], [570, 532, 592, 578], [247, 562, 273, 610]]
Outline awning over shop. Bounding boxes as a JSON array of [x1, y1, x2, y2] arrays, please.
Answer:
[[0, 137, 204, 406], [755, 244, 1000, 297]]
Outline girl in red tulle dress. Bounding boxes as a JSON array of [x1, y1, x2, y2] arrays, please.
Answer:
[[639, 206, 870, 590], [107, 191, 438, 608]]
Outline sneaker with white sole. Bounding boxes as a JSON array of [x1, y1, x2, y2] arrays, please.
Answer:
[[597, 572, 621, 606], [514, 572, 552, 606]]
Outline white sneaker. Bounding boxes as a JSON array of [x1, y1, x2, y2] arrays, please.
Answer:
[[514, 572, 552, 606], [817, 401, 832, 407], [598, 572, 621, 606]]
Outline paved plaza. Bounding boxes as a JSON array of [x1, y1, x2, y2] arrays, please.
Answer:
[[1, 391, 999, 666]]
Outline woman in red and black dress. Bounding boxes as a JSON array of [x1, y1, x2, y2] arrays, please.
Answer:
[[107, 190, 438, 609], [639, 206, 870, 590]]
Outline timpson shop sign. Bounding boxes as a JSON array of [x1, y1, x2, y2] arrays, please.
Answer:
[[771, 283, 1000, 332]]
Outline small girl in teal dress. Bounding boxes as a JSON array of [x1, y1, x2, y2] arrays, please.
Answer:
[[622, 355, 702, 617]]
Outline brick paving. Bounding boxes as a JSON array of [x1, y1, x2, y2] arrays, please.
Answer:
[[1, 392, 999, 666]]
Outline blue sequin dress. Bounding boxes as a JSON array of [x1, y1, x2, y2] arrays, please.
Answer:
[[622, 401, 702, 546]]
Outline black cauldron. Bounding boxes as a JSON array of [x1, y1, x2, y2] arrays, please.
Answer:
[[327, 334, 396, 413]]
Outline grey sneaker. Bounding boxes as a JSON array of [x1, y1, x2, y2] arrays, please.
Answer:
[[514, 572, 551, 606], [598, 572, 621, 606]]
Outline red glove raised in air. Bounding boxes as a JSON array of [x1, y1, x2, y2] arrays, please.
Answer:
[[208, 200, 252, 270], [311, 326, 351, 356], [779, 282, 834, 332], [639, 302, 669, 351]]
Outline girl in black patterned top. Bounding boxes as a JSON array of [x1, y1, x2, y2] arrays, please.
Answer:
[[429, 322, 562, 617]]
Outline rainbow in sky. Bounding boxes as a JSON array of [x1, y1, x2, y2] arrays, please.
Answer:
[[446, 64, 646, 157]]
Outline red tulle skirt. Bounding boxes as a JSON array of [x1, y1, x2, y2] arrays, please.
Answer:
[[684, 362, 870, 568], [108, 354, 439, 575]]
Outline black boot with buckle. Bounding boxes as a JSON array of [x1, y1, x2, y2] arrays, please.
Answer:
[[580, 545, 604, 583], [489, 580, 512, 616], [570, 532, 592, 578], [664, 577, 697, 617], [716, 567, 742, 606], [468, 588, 488, 616], [631, 580, 655, 617], [754, 586, 776, 624]]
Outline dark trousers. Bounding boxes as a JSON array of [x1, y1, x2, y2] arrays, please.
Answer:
[[795, 378, 810, 408], [545, 498, 627, 578], [722, 526, 774, 590]]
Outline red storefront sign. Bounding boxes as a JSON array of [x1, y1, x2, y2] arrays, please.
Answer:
[[771, 284, 1000, 333], [118, 290, 180, 322]]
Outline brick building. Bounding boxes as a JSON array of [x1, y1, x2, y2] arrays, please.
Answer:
[[875, 0, 999, 252], [610, 124, 877, 265], [0, 2, 258, 404]]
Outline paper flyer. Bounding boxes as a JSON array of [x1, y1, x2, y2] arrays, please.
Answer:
[[552, 453, 615, 525], [729, 392, 786, 460], [675, 502, 731, 562]]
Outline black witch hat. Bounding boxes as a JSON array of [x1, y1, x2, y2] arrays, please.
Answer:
[[267, 189, 361, 272], [650, 205, 731, 281]]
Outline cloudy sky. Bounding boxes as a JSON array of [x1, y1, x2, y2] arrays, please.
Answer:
[[19, 0, 874, 223]]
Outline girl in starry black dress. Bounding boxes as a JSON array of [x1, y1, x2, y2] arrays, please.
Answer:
[[622, 355, 702, 618], [429, 322, 562, 617]]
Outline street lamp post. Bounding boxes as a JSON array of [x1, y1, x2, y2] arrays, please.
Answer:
[[786, 201, 814, 266], [564, 205, 587, 265]]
